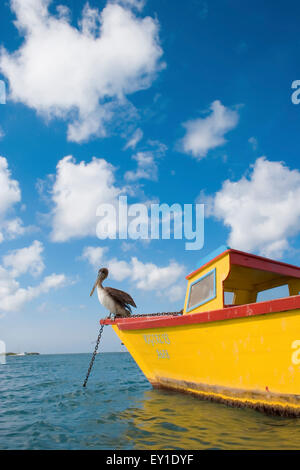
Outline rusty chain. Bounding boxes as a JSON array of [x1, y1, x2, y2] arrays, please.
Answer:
[[123, 310, 183, 318], [83, 323, 105, 388]]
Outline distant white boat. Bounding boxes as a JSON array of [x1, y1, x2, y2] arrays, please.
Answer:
[[15, 352, 26, 356]]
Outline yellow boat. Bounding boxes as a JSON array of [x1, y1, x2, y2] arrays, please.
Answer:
[[102, 246, 300, 416]]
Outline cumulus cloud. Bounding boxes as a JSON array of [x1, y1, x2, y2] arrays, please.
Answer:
[[210, 157, 300, 257], [81, 246, 107, 268], [50, 155, 121, 242], [110, 256, 185, 301], [0, 241, 68, 313], [125, 257, 184, 292], [0, 156, 27, 241], [0, 156, 21, 214], [2, 217, 26, 239], [82, 246, 185, 301], [3, 240, 45, 277], [125, 151, 158, 181], [0, 0, 164, 142], [49, 150, 167, 242], [181, 100, 239, 159], [0, 269, 67, 313], [124, 140, 167, 182]]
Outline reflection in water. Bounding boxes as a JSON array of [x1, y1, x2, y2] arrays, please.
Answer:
[[1, 353, 299, 450], [118, 388, 297, 450]]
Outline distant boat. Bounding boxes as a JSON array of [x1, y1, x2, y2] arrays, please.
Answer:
[[15, 352, 26, 356]]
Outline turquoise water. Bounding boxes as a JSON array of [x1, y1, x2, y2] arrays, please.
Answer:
[[1, 352, 300, 450]]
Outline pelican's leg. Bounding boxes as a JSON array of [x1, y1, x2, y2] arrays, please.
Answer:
[[108, 312, 116, 320]]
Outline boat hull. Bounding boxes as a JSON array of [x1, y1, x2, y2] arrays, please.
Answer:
[[105, 301, 300, 416]]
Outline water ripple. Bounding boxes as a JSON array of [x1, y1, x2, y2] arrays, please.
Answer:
[[0, 353, 299, 449]]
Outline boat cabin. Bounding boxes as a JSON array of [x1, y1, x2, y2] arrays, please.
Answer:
[[184, 246, 300, 315]]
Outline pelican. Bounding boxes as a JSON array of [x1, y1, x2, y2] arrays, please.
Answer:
[[90, 267, 137, 319]]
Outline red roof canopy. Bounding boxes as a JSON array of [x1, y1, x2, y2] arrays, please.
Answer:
[[186, 248, 300, 280]]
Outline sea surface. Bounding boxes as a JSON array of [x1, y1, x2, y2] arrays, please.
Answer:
[[1, 352, 300, 450]]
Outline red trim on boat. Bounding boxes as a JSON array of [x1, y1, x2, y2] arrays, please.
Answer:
[[186, 249, 300, 280], [100, 295, 300, 330]]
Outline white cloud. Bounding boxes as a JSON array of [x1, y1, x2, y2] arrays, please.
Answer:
[[40, 273, 67, 290], [124, 128, 143, 150], [50, 155, 121, 242], [2, 217, 26, 239], [109, 256, 185, 301], [82, 246, 185, 301], [211, 157, 300, 257], [81, 246, 107, 268], [3, 240, 45, 277], [111, 0, 146, 11], [0, 269, 67, 313], [181, 100, 239, 159], [0, 156, 21, 215], [0, 156, 27, 241], [0, 241, 68, 313], [124, 140, 167, 182], [125, 151, 158, 181], [127, 257, 184, 291], [107, 258, 133, 281], [1, 0, 164, 142], [48, 151, 167, 243]]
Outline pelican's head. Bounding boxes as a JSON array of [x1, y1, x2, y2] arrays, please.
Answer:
[[90, 267, 109, 296], [98, 267, 109, 280]]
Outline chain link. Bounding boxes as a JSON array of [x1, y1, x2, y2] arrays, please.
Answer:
[[83, 324, 105, 388], [129, 310, 183, 318]]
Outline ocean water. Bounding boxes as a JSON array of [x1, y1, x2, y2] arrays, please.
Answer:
[[1, 352, 300, 450]]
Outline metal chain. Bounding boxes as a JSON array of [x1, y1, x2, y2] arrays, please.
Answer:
[[83, 324, 105, 388], [101, 311, 183, 324], [129, 310, 183, 318]]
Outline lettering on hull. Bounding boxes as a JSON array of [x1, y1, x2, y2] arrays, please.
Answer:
[[143, 333, 171, 359]]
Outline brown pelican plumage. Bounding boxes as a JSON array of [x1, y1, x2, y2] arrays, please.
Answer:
[[90, 267, 136, 319]]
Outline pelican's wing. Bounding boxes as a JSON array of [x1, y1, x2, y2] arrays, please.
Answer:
[[105, 287, 137, 308]]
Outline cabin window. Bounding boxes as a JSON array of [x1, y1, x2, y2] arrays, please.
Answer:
[[187, 269, 216, 311], [257, 284, 290, 302], [224, 291, 235, 305]]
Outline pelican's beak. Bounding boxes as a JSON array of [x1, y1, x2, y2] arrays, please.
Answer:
[[90, 275, 99, 297]]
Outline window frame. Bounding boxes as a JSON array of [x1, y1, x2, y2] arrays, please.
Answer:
[[186, 268, 216, 312]]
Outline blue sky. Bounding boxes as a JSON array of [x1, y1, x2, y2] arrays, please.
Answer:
[[0, 0, 300, 353]]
